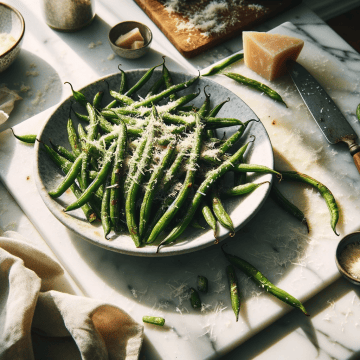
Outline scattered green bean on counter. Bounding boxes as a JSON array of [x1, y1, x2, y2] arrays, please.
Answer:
[[202, 53, 244, 77], [142, 316, 165, 326]]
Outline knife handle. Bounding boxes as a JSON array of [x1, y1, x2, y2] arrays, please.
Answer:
[[348, 141, 360, 174]]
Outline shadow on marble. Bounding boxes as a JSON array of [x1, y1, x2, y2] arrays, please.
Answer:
[[0, 49, 62, 133], [222, 277, 357, 359]]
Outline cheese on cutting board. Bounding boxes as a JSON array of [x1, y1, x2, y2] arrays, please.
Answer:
[[115, 28, 144, 49], [243, 31, 304, 81]]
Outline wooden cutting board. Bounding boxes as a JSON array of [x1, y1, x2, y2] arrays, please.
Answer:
[[135, 0, 301, 58]]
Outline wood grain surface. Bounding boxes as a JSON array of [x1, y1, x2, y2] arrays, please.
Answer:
[[135, 0, 301, 58]]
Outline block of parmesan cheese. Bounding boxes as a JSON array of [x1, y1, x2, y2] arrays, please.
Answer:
[[131, 40, 144, 50], [243, 32, 304, 81], [115, 28, 144, 49]]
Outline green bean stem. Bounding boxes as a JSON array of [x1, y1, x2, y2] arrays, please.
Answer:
[[226, 265, 240, 322], [157, 139, 253, 251], [142, 316, 165, 326], [222, 247, 309, 316], [278, 170, 338, 235], [202, 53, 244, 76], [224, 72, 287, 107]]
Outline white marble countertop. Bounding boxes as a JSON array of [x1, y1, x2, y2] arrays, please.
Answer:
[[1, 1, 360, 359]]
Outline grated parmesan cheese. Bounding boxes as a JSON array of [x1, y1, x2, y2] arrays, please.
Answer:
[[339, 241, 360, 279]]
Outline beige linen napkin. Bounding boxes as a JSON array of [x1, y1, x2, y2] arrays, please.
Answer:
[[0, 233, 143, 360]]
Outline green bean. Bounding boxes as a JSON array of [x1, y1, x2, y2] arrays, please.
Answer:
[[109, 90, 134, 106], [142, 316, 165, 326], [124, 136, 147, 196], [139, 141, 176, 238], [208, 97, 230, 117], [65, 141, 117, 212], [177, 105, 198, 112], [357, 103, 360, 121], [198, 86, 211, 117], [191, 218, 205, 230], [222, 247, 309, 316], [233, 163, 281, 178], [93, 91, 104, 109], [202, 53, 244, 76], [222, 181, 269, 197], [146, 113, 203, 245], [270, 185, 309, 233], [211, 188, 235, 236], [219, 119, 257, 154], [65, 82, 88, 107], [126, 112, 156, 247], [234, 155, 246, 186], [201, 202, 218, 243], [224, 72, 287, 107], [226, 265, 240, 322], [157, 139, 253, 251], [190, 288, 201, 309], [67, 119, 81, 157], [278, 170, 338, 235], [146, 75, 165, 99], [125, 63, 162, 98], [162, 59, 176, 101], [133, 74, 199, 109], [119, 66, 127, 95], [101, 176, 112, 239], [203, 116, 243, 129], [50, 140, 76, 162], [197, 275, 208, 293], [10, 129, 36, 143], [49, 153, 84, 198], [110, 121, 127, 231], [42, 144, 97, 222]]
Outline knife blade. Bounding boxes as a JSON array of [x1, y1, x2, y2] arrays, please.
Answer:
[[288, 60, 360, 174]]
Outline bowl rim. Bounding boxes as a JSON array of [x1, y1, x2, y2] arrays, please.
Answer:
[[335, 231, 360, 284], [108, 20, 153, 52], [0, 2, 25, 58]]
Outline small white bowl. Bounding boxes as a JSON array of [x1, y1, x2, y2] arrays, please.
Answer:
[[335, 231, 360, 285], [108, 21, 152, 59], [0, 3, 25, 73]]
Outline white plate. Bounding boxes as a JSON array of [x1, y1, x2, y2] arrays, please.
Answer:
[[34, 69, 274, 256]]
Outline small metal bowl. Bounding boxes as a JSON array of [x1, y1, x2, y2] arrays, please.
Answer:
[[335, 231, 360, 285], [0, 3, 25, 73], [108, 21, 152, 59]]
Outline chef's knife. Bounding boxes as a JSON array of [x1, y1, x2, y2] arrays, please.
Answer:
[[288, 60, 360, 174]]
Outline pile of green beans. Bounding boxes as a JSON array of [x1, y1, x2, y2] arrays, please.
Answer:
[[42, 61, 275, 250]]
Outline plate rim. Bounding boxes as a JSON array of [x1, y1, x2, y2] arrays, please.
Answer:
[[33, 69, 274, 257]]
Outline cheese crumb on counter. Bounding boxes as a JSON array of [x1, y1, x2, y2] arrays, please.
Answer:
[[115, 28, 144, 49], [339, 242, 360, 279], [243, 31, 304, 81]]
